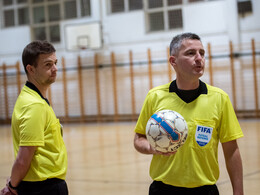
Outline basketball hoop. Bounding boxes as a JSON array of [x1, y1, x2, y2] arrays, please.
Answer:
[[77, 35, 89, 50], [64, 22, 102, 51], [78, 46, 89, 50]]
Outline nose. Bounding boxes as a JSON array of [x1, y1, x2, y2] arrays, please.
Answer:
[[195, 52, 203, 61], [52, 64, 58, 72]]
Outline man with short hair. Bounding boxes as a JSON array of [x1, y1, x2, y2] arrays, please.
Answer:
[[134, 33, 244, 195], [1, 40, 68, 195]]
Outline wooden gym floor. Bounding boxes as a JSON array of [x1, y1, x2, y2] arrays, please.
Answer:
[[0, 119, 259, 194]]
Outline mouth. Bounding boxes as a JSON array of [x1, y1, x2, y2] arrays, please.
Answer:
[[194, 66, 204, 72]]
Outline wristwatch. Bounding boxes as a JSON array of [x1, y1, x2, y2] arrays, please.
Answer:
[[8, 181, 18, 190]]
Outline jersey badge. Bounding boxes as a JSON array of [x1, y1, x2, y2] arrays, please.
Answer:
[[195, 125, 213, 146]]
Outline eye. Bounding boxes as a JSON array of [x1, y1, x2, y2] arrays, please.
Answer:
[[200, 51, 205, 57], [186, 50, 195, 56]]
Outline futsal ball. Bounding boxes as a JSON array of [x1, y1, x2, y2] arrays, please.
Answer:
[[146, 110, 188, 153]]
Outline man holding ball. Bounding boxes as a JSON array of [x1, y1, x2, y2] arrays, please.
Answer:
[[134, 33, 244, 195]]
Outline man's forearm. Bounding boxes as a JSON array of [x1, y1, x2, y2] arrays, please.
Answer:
[[9, 146, 36, 187], [10, 158, 31, 187], [222, 140, 244, 195], [226, 149, 243, 195]]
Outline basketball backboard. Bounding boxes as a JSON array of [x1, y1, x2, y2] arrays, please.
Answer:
[[64, 22, 102, 51]]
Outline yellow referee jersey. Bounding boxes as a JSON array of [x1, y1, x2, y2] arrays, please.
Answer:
[[11, 84, 67, 181], [135, 80, 243, 188]]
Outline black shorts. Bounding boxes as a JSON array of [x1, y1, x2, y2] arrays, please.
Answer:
[[18, 178, 68, 195], [149, 181, 219, 195]]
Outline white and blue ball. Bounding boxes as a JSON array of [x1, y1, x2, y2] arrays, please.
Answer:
[[146, 110, 188, 153]]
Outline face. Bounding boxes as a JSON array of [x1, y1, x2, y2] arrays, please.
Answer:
[[169, 39, 205, 81], [27, 53, 58, 87]]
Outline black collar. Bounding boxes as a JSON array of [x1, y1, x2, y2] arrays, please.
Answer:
[[25, 81, 50, 105], [169, 80, 208, 103]]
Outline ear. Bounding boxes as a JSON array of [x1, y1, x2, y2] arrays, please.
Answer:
[[26, 64, 34, 74], [169, 56, 176, 68]]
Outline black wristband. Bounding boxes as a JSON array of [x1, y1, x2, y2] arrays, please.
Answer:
[[8, 181, 18, 190]]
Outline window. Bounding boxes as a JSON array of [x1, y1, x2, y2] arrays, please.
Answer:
[[148, 0, 163, 8], [50, 25, 60, 42], [129, 0, 143, 10], [168, 0, 182, 6], [4, 10, 15, 27], [18, 0, 27, 3], [33, 26, 46, 40], [189, 0, 218, 2], [188, 0, 203, 2], [237, 0, 252, 16], [31, 1, 61, 42], [111, 0, 125, 13], [110, 0, 143, 13], [149, 12, 164, 31], [33, 6, 45, 24], [65, 1, 77, 19], [18, 7, 29, 25], [146, 0, 183, 32], [1, 0, 91, 43], [48, 4, 60, 22], [81, 0, 91, 16], [3, 0, 13, 6], [168, 9, 182, 29], [1, 0, 29, 27]]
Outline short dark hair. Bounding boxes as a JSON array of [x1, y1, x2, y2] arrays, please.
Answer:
[[169, 33, 201, 56], [22, 40, 56, 73]]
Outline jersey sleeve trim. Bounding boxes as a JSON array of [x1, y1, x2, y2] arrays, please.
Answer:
[[20, 141, 45, 146], [220, 132, 244, 143]]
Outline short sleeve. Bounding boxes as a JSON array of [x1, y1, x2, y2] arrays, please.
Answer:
[[134, 92, 154, 135], [218, 95, 244, 143], [19, 103, 46, 146]]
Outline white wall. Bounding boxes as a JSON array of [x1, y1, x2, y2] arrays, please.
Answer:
[[184, 1, 227, 35], [101, 0, 243, 53], [0, 26, 31, 64], [239, 0, 260, 42]]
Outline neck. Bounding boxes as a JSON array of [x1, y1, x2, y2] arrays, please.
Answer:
[[176, 78, 200, 90], [28, 79, 49, 98]]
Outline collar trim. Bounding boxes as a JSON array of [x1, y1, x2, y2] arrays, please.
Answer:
[[169, 80, 208, 94], [25, 81, 50, 105]]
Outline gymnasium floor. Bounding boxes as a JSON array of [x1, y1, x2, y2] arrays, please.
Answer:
[[0, 119, 259, 194]]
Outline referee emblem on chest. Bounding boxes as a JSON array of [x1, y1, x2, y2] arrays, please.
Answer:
[[195, 125, 213, 146]]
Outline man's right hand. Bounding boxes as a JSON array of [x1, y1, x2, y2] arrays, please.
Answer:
[[0, 186, 17, 195]]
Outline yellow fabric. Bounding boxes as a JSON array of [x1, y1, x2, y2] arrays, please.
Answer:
[[135, 81, 243, 187], [12, 85, 67, 181]]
